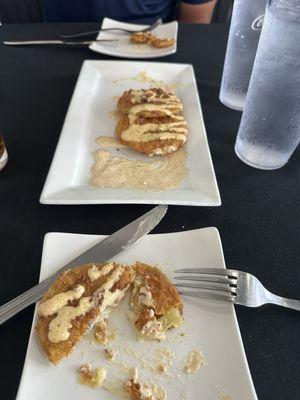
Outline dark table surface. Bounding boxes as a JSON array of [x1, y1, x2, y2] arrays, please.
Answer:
[[0, 22, 299, 400]]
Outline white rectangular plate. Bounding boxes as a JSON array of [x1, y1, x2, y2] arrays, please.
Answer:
[[17, 228, 257, 400], [89, 18, 178, 59], [40, 61, 221, 206]]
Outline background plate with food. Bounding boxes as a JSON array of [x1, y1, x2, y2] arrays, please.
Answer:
[[89, 18, 178, 59]]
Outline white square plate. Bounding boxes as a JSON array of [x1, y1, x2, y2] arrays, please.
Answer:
[[89, 18, 178, 59], [17, 228, 257, 400], [40, 61, 221, 206]]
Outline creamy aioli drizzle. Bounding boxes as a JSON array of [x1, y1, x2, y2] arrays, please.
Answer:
[[91, 86, 188, 191], [38, 285, 85, 317], [113, 71, 165, 87], [113, 71, 180, 93], [44, 265, 127, 343], [121, 90, 187, 144], [121, 121, 187, 143], [98, 265, 128, 318], [129, 90, 181, 107], [88, 263, 114, 282], [48, 296, 96, 343], [128, 103, 182, 117], [90, 148, 187, 191]]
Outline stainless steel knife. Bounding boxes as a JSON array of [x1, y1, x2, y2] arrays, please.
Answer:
[[0, 205, 167, 325]]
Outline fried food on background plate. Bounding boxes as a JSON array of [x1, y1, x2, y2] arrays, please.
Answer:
[[130, 31, 175, 48], [130, 31, 154, 44], [150, 37, 176, 48], [36, 262, 134, 364]]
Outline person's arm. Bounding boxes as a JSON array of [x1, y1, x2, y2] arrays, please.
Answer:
[[178, 0, 217, 24]]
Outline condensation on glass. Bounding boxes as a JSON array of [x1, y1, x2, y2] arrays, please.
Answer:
[[235, 0, 300, 169], [219, 0, 268, 111]]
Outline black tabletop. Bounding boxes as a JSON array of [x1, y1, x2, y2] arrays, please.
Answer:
[[0, 22, 299, 400]]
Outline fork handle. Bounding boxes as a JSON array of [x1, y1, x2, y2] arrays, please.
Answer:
[[268, 293, 300, 311], [61, 28, 135, 39]]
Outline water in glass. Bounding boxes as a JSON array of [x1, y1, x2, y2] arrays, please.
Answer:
[[235, 0, 300, 169], [219, 0, 268, 111]]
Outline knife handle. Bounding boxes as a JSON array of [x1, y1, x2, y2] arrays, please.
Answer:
[[0, 277, 52, 325]]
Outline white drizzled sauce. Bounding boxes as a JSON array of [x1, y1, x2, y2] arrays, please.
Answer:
[[113, 71, 165, 87], [113, 71, 180, 93], [45, 265, 127, 343], [48, 295, 96, 343], [87, 263, 114, 282], [121, 122, 187, 143], [129, 89, 181, 107], [90, 148, 187, 191], [121, 91, 187, 144], [38, 285, 85, 317]]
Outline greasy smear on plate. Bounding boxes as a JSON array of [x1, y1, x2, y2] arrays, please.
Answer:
[[113, 70, 177, 92], [95, 136, 128, 149], [94, 319, 116, 345], [108, 110, 123, 120], [184, 350, 206, 374], [90, 148, 187, 191], [78, 364, 106, 388]]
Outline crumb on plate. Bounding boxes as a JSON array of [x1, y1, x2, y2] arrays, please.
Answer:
[[78, 363, 106, 388], [184, 350, 206, 374], [104, 348, 116, 361]]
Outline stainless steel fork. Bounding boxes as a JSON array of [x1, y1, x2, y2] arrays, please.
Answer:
[[60, 18, 162, 40], [174, 268, 300, 311]]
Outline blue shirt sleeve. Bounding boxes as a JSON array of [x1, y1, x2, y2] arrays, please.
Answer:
[[182, 0, 215, 3]]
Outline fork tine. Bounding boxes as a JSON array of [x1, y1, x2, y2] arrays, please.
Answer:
[[178, 290, 234, 303], [175, 282, 237, 294], [175, 268, 239, 278], [173, 275, 235, 285]]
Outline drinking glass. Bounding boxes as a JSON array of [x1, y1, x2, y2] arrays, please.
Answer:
[[235, 0, 300, 169], [219, 0, 268, 111]]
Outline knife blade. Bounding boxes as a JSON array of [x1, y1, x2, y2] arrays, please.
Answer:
[[2, 39, 118, 46], [0, 205, 167, 325]]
